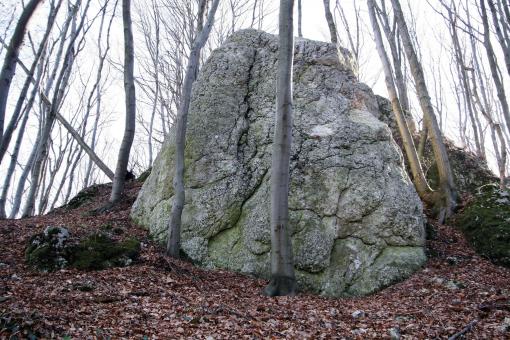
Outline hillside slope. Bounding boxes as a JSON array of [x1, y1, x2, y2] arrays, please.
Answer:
[[0, 182, 509, 338]]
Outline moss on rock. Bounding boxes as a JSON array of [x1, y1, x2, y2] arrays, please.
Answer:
[[137, 168, 152, 183], [70, 234, 141, 270], [66, 185, 102, 210], [25, 227, 140, 271], [25, 226, 70, 272], [455, 185, 510, 267]]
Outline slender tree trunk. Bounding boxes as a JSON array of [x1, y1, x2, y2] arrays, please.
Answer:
[[298, 0, 303, 38], [109, 0, 136, 204], [22, 0, 87, 217], [0, 0, 62, 166], [166, 0, 221, 258], [0, 0, 42, 142], [367, 0, 434, 203], [56, 112, 114, 179], [487, 0, 510, 76], [10, 132, 40, 218], [445, 5, 484, 159], [417, 126, 427, 160], [390, 0, 457, 222], [0, 73, 39, 218], [495, 124, 507, 188], [0, 108, 31, 218], [49, 141, 79, 211], [376, 4, 413, 131], [264, 0, 296, 297], [323, 0, 338, 44], [480, 0, 510, 136]]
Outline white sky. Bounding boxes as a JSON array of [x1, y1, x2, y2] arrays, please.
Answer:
[[0, 0, 508, 214]]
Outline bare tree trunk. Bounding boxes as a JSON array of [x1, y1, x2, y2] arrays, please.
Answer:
[[10, 133, 40, 218], [109, 0, 136, 204], [323, 0, 338, 44], [166, 0, 221, 258], [22, 0, 87, 217], [298, 0, 303, 38], [0, 0, 42, 142], [376, 2, 413, 131], [480, 0, 510, 136], [49, 140, 80, 210], [487, 0, 510, 76], [442, 2, 484, 159], [390, 0, 457, 222], [0, 0, 62, 166], [0, 107, 31, 218], [0, 56, 42, 219], [367, 0, 434, 203], [417, 126, 427, 159], [264, 0, 296, 297], [495, 124, 507, 188], [56, 112, 114, 179]]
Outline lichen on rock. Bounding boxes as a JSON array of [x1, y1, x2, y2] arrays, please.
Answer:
[[131, 29, 426, 297]]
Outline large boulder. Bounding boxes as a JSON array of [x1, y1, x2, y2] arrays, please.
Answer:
[[131, 30, 426, 297]]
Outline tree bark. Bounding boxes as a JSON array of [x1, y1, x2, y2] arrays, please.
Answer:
[[166, 0, 221, 258], [367, 0, 434, 204], [264, 0, 296, 297], [390, 0, 458, 221], [487, 0, 510, 77], [480, 0, 510, 136], [56, 112, 114, 179], [22, 0, 87, 217], [444, 3, 484, 159], [109, 0, 137, 204], [298, 0, 303, 37], [323, 0, 338, 44], [0, 0, 42, 142], [0, 0, 62, 166]]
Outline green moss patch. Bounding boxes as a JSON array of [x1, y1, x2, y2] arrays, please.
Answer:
[[455, 185, 510, 267], [70, 234, 141, 270], [25, 227, 70, 272], [66, 185, 101, 209], [25, 227, 140, 272], [137, 168, 152, 182]]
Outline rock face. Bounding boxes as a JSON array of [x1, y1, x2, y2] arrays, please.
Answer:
[[131, 30, 426, 296]]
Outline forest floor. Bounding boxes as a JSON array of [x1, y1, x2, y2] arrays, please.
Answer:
[[0, 182, 509, 339]]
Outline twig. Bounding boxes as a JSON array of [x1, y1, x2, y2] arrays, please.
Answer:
[[448, 319, 478, 340]]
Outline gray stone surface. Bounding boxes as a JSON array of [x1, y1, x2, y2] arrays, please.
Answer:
[[131, 29, 426, 296]]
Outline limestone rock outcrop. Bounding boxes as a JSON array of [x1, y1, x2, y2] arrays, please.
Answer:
[[131, 30, 426, 296]]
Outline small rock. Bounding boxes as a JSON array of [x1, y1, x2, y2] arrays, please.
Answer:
[[352, 310, 366, 319], [389, 327, 401, 340], [11, 274, 21, 280], [73, 280, 96, 292], [0, 296, 10, 303], [500, 317, 510, 333], [395, 315, 411, 323], [432, 277, 445, 285], [351, 328, 368, 335], [446, 256, 460, 265], [446, 280, 465, 290], [329, 308, 338, 317]]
